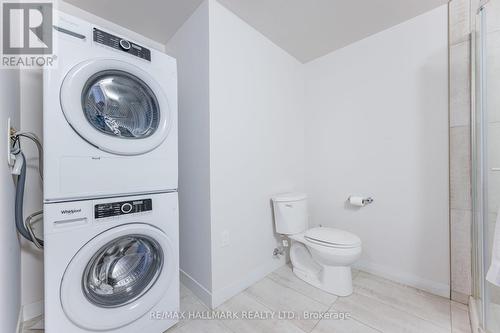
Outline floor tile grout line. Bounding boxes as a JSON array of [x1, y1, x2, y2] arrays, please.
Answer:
[[308, 316, 323, 333], [267, 272, 339, 308], [173, 291, 211, 330], [245, 269, 454, 332], [450, 305, 473, 333], [350, 317, 385, 333], [188, 271, 333, 317], [238, 288, 286, 313], [355, 279, 454, 306], [185, 284, 464, 333], [184, 293, 208, 308], [325, 300, 384, 333], [225, 287, 309, 333], [355, 271, 451, 302], [217, 317, 247, 333], [240, 290, 311, 333], [353, 282, 453, 308], [243, 280, 326, 332], [308, 302, 340, 333], [354, 285, 454, 311], [264, 274, 332, 307], [346, 290, 453, 332]]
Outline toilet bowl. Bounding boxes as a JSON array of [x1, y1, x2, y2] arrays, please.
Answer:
[[272, 193, 362, 296], [289, 228, 361, 296]]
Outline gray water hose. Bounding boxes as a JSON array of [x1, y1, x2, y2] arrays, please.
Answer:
[[15, 152, 44, 247], [15, 131, 43, 180]]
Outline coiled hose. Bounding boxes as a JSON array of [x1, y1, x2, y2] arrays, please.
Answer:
[[15, 152, 44, 247]]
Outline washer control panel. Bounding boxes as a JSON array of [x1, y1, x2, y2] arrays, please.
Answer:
[[95, 199, 152, 219], [93, 28, 151, 61]]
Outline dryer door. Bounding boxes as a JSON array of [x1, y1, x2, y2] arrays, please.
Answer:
[[60, 224, 175, 331], [60, 59, 172, 155]]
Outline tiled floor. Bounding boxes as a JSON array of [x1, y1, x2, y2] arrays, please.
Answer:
[[169, 265, 471, 333], [490, 302, 500, 333], [21, 316, 43, 333], [22, 265, 471, 333]]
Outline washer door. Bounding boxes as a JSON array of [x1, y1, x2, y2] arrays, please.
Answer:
[[60, 59, 172, 155], [61, 224, 175, 331]]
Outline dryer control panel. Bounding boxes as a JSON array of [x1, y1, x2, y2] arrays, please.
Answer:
[[95, 199, 152, 219], [93, 28, 151, 61]]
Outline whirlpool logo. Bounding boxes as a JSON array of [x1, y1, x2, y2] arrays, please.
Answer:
[[60, 209, 82, 215]]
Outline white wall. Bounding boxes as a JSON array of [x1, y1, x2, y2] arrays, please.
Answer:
[[165, 1, 213, 304], [303, 5, 450, 296], [166, 0, 305, 307], [208, 0, 304, 306], [168, 0, 449, 306], [0, 69, 21, 333]]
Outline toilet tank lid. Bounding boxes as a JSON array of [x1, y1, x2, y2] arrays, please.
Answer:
[[272, 192, 307, 202]]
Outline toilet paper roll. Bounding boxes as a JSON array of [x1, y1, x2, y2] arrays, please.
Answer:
[[349, 196, 365, 207]]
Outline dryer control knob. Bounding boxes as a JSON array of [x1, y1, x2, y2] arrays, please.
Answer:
[[119, 39, 131, 50], [121, 203, 133, 214]]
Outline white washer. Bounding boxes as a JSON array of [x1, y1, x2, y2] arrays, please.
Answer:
[[44, 192, 179, 332], [43, 12, 178, 202]]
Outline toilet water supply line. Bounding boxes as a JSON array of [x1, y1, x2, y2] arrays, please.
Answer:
[[10, 128, 44, 249], [273, 237, 289, 257]]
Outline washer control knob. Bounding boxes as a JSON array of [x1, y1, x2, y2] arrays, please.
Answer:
[[119, 39, 131, 50], [121, 203, 133, 214]]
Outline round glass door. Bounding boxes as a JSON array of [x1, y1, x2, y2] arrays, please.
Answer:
[[60, 59, 172, 155], [60, 224, 175, 331], [82, 235, 163, 308], [82, 70, 160, 139]]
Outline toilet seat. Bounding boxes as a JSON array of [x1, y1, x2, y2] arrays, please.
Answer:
[[304, 227, 361, 249]]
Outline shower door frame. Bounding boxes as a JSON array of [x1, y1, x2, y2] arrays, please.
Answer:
[[471, 1, 494, 330]]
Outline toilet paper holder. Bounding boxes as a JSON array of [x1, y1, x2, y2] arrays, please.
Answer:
[[348, 196, 374, 206], [363, 197, 374, 205]]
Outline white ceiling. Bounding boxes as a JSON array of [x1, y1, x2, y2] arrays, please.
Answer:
[[63, 0, 448, 63], [62, 0, 204, 45], [216, 0, 449, 62]]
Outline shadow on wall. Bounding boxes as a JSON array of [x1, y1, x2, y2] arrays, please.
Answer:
[[19, 69, 45, 312], [0, 69, 21, 333], [415, 50, 451, 289]]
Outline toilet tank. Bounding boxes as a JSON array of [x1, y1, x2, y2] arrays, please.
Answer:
[[271, 193, 308, 235]]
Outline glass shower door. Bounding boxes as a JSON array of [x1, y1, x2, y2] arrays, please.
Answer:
[[472, 2, 500, 332]]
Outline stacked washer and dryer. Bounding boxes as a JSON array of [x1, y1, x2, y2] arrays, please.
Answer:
[[43, 12, 179, 333]]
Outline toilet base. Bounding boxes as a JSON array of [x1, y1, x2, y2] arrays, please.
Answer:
[[289, 241, 354, 297], [293, 265, 353, 297]]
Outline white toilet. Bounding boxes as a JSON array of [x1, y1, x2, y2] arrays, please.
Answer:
[[272, 193, 362, 296]]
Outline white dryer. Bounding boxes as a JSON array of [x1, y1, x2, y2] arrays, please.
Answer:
[[43, 12, 177, 202], [44, 192, 179, 332]]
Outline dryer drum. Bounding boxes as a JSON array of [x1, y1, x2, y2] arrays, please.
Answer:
[[82, 70, 160, 139]]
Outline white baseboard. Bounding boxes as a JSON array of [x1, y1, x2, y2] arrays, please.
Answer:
[[22, 300, 44, 322], [180, 270, 212, 308], [181, 258, 285, 309], [210, 257, 285, 308], [354, 260, 450, 298]]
